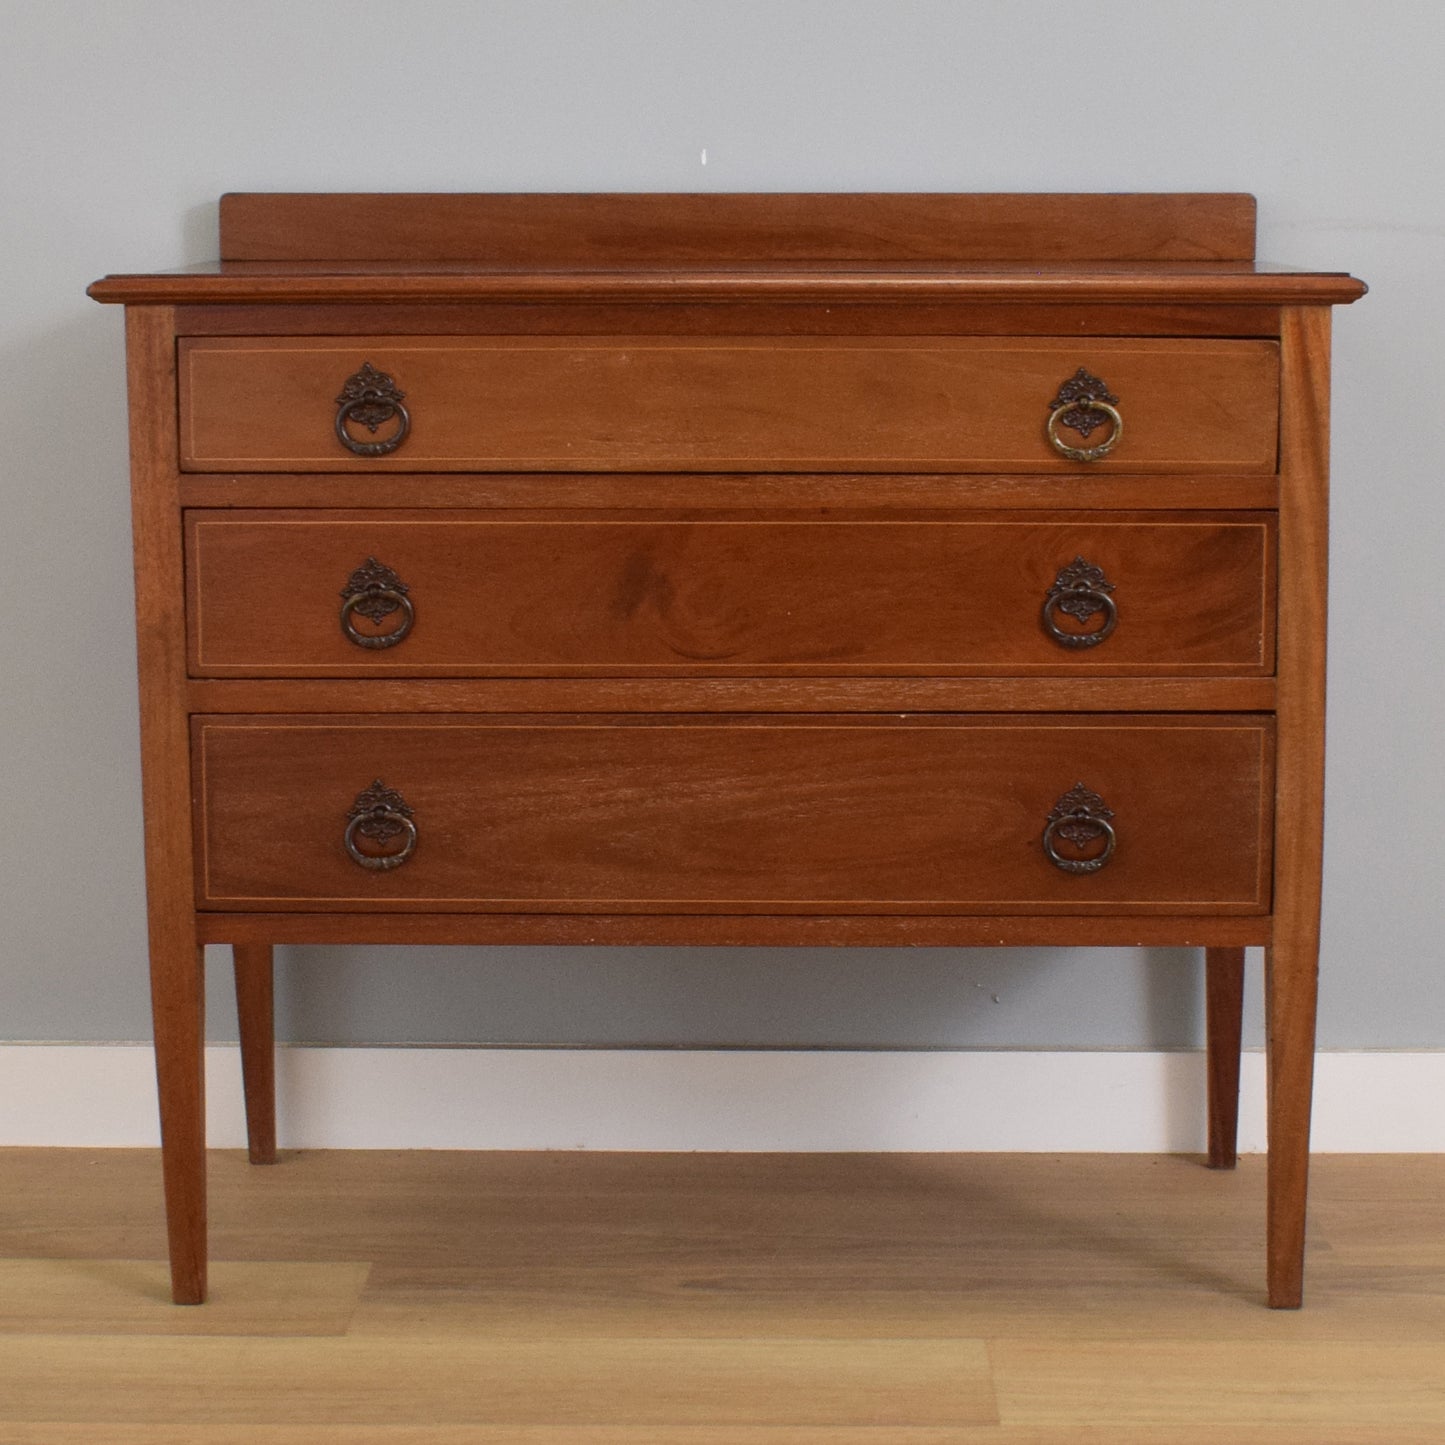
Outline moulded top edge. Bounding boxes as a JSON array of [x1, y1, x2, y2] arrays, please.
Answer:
[[86, 262, 1367, 308]]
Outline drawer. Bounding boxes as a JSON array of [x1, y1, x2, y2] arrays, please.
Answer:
[[192, 715, 1274, 914], [177, 336, 1280, 473], [186, 511, 1275, 677]]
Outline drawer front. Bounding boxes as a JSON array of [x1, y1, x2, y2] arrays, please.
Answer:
[[187, 511, 1274, 677], [193, 715, 1273, 914], [177, 336, 1280, 473]]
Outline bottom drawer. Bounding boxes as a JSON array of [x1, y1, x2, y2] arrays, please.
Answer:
[[192, 715, 1273, 915]]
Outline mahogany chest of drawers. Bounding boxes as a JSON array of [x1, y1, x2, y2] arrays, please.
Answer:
[[90, 192, 1364, 1306]]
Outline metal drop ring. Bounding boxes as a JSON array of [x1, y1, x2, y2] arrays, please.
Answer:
[[1042, 813, 1117, 874], [1046, 398, 1124, 462], [335, 397, 411, 457], [340, 587, 415, 649], [1041, 588, 1118, 649], [343, 809, 418, 871]]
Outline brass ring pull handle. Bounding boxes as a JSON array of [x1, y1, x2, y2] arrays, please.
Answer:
[[1043, 783, 1116, 874], [344, 780, 417, 871], [1047, 399, 1122, 462], [335, 362, 410, 457], [341, 588, 414, 648], [1046, 368, 1122, 463], [339, 558, 414, 650], [1042, 557, 1117, 649]]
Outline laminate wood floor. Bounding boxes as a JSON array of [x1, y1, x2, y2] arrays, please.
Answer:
[[0, 1150, 1442, 1441]]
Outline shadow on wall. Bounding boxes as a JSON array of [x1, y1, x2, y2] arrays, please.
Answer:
[[199, 942, 1215, 1050]]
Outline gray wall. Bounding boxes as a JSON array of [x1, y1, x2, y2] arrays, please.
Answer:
[[2, 1, 1439, 1049]]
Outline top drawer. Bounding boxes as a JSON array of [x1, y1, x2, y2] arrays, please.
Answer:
[[177, 336, 1280, 474]]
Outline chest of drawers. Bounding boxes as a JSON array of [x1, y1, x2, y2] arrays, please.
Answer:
[[90, 192, 1364, 1307]]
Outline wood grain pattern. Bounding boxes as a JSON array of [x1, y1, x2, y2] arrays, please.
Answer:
[[176, 336, 1280, 474], [123, 306, 207, 1305], [0, 1428, 998, 1444], [191, 714, 1274, 915], [2, 1152, 1444, 1437], [0, 1259, 367, 1336], [990, 1340, 1445, 1428], [0, 1337, 996, 1427], [217, 191, 1259, 264], [186, 511, 1275, 678], [1266, 306, 1333, 1307]]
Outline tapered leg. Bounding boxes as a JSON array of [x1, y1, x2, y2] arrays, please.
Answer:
[[233, 943, 277, 1165], [1204, 946, 1246, 1169], [151, 940, 207, 1304], [1265, 937, 1320, 1308], [126, 305, 209, 1303], [1264, 307, 1331, 1309]]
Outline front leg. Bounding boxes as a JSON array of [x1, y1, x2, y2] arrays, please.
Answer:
[[152, 939, 207, 1304], [1265, 937, 1320, 1308]]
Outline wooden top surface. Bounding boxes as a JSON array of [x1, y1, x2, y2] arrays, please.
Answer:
[[88, 193, 1366, 306]]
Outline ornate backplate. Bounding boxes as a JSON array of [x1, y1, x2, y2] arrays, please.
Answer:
[[341, 557, 409, 624], [1046, 782, 1115, 847], [1049, 369, 1119, 437], [347, 780, 414, 842], [1046, 557, 1116, 622], [335, 362, 406, 433]]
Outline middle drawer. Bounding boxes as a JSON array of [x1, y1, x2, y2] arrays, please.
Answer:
[[186, 511, 1274, 677]]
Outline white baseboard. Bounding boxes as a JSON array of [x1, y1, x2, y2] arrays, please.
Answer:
[[0, 1045, 1440, 1152]]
